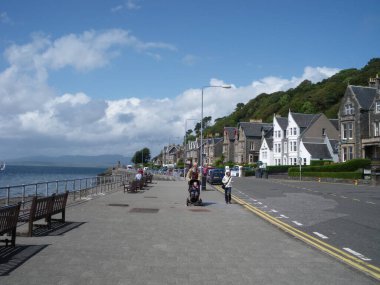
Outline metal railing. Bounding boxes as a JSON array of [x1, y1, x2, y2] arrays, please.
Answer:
[[0, 174, 128, 207]]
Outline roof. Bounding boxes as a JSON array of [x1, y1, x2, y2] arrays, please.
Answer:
[[238, 122, 272, 137], [349, 85, 377, 110], [329, 119, 339, 131], [291, 112, 320, 129], [264, 138, 273, 149], [275, 116, 288, 130], [303, 143, 332, 160], [224, 127, 236, 141], [329, 139, 339, 154]]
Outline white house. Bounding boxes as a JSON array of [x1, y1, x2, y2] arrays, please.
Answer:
[[259, 137, 273, 166], [259, 111, 339, 166]]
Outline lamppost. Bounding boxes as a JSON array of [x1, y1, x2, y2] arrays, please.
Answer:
[[200, 84, 231, 190], [184, 118, 197, 178]]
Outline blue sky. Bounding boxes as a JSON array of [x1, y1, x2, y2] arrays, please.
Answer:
[[0, 0, 379, 160]]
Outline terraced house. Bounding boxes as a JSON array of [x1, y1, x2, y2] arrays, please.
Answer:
[[234, 121, 272, 164], [338, 76, 380, 161], [260, 111, 339, 166]]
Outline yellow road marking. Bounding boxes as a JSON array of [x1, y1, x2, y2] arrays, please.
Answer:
[[215, 186, 380, 281]]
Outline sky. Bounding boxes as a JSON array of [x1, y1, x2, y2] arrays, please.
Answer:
[[0, 0, 379, 160]]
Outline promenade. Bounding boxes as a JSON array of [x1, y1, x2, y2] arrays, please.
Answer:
[[1, 179, 377, 285]]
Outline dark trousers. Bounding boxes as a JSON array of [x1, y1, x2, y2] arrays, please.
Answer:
[[224, 187, 231, 203]]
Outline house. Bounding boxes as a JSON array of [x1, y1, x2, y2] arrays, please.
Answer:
[[162, 144, 183, 166], [260, 111, 339, 166], [234, 121, 272, 164], [339, 76, 380, 161], [222, 127, 236, 163], [272, 115, 288, 165], [204, 137, 223, 166]]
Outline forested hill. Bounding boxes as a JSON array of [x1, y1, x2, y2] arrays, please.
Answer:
[[206, 58, 380, 136]]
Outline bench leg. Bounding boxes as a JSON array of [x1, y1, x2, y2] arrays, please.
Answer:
[[27, 220, 33, 237], [62, 210, 66, 223], [11, 228, 16, 247]]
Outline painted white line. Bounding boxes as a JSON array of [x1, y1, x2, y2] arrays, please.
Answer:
[[366, 201, 376, 205], [250, 198, 257, 202], [352, 198, 360, 202], [257, 202, 263, 205], [292, 221, 303, 226], [81, 197, 92, 201], [270, 209, 278, 213], [313, 232, 329, 239], [343, 248, 372, 261], [280, 214, 289, 219], [330, 194, 337, 196], [341, 196, 348, 199]]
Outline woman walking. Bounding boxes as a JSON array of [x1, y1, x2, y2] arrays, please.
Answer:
[[222, 170, 233, 204]]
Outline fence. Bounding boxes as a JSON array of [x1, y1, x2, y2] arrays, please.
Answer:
[[0, 174, 128, 207]]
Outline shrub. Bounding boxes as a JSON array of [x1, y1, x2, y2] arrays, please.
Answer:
[[288, 159, 370, 173], [289, 171, 362, 179], [267, 165, 292, 174]]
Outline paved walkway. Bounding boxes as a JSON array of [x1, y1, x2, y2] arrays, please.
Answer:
[[0, 180, 377, 285]]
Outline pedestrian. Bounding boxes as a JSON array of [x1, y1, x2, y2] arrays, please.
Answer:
[[135, 169, 143, 181], [186, 162, 201, 182], [222, 170, 233, 204]]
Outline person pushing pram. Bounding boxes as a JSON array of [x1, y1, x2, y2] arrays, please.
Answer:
[[186, 163, 203, 206]]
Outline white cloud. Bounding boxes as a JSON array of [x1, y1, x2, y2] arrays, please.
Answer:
[[0, 11, 11, 24], [111, 0, 141, 12], [0, 29, 340, 159], [182, 54, 199, 66]]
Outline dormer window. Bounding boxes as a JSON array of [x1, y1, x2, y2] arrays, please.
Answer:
[[344, 103, 354, 115], [376, 101, 380, 113]]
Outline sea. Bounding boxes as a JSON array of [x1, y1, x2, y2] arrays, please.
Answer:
[[0, 165, 107, 198]]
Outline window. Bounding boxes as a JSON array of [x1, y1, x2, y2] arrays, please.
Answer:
[[376, 101, 380, 113], [374, 122, 379, 137], [322, 128, 326, 136], [284, 142, 287, 153], [342, 122, 353, 139], [342, 146, 354, 162], [344, 103, 354, 115], [348, 146, 353, 160], [249, 154, 254, 163], [293, 128, 297, 135], [303, 158, 307, 165], [250, 142, 254, 151], [262, 152, 267, 159]]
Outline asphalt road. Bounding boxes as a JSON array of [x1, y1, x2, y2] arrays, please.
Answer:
[[224, 177, 380, 268]]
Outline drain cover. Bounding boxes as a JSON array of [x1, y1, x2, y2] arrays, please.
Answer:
[[188, 208, 210, 212], [108, 204, 129, 207], [129, 208, 159, 213]]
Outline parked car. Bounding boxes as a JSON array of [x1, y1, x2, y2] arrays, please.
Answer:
[[207, 168, 224, 185], [230, 165, 240, 177]]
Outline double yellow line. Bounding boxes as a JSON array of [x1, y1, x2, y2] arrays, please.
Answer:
[[216, 186, 380, 281]]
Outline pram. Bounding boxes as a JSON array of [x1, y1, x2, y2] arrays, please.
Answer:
[[186, 179, 203, 206]]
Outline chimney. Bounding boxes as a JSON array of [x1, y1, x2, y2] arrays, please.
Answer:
[[369, 74, 380, 89], [250, 118, 263, 123]]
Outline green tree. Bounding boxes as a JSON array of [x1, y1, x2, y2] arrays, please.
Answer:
[[132, 148, 151, 165]]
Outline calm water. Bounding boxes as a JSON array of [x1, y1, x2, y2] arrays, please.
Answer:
[[0, 165, 107, 188]]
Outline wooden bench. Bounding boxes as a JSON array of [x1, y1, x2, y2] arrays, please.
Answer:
[[123, 180, 138, 193], [0, 203, 21, 247], [146, 174, 153, 183], [19, 191, 69, 237], [50, 191, 69, 223]]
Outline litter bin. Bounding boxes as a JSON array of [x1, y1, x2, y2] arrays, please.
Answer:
[[201, 176, 207, 190]]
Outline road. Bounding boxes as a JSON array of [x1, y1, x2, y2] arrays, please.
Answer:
[[221, 177, 380, 270]]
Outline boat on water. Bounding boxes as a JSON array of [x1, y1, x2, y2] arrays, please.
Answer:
[[0, 161, 5, 171]]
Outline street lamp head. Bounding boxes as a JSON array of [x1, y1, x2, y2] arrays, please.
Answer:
[[221, 84, 232, 89]]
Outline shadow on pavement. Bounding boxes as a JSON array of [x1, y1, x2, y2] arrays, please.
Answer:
[[0, 244, 48, 276]]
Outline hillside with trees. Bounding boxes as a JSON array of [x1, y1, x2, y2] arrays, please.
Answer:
[[201, 58, 380, 137]]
